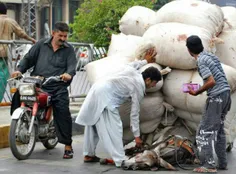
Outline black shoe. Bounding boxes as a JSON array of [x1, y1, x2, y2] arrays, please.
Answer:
[[63, 149, 73, 159], [217, 166, 228, 170]]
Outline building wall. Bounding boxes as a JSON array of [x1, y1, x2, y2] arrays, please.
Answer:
[[208, 0, 236, 7], [3, 0, 82, 40], [39, 0, 81, 39]]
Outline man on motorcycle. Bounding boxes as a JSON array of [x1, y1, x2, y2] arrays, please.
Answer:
[[11, 21, 77, 159]]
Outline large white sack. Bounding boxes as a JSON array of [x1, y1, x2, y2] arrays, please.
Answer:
[[86, 56, 166, 90], [121, 92, 164, 143], [119, 6, 157, 36], [85, 56, 132, 84], [123, 117, 162, 144], [221, 6, 236, 31], [215, 30, 236, 69], [184, 120, 198, 132], [107, 34, 143, 59], [120, 92, 164, 128], [141, 23, 216, 70], [139, 63, 164, 92], [156, 0, 224, 36], [175, 109, 202, 124], [163, 64, 236, 112]]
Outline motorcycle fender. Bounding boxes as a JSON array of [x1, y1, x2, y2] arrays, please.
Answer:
[[11, 107, 28, 120]]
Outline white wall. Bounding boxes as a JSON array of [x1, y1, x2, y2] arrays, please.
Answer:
[[7, 9, 16, 20]]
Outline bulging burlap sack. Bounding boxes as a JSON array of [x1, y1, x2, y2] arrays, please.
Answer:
[[121, 92, 164, 144], [216, 30, 236, 69], [119, 6, 157, 36], [221, 6, 236, 31], [107, 34, 143, 59], [141, 23, 216, 69], [156, 0, 224, 36]]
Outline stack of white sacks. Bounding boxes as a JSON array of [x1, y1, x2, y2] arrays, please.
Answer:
[[85, 0, 236, 146]]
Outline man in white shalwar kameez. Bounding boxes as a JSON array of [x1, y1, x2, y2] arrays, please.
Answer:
[[75, 49, 161, 167]]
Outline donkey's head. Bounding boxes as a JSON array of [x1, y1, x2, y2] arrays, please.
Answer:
[[122, 150, 159, 170], [122, 149, 177, 171]]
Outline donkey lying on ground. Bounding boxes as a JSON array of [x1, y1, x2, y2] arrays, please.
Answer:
[[121, 134, 198, 171]]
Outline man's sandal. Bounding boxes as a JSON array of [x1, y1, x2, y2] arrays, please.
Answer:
[[100, 158, 115, 165], [63, 149, 74, 159], [84, 156, 100, 163], [193, 167, 217, 173]]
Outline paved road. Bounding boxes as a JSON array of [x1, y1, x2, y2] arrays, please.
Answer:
[[0, 135, 235, 174]]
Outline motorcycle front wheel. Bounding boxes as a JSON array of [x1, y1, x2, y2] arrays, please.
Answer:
[[9, 111, 36, 160]]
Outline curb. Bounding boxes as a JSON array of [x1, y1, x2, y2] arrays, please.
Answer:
[[0, 124, 10, 148]]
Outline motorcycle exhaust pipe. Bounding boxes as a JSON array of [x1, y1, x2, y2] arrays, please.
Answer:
[[28, 102, 38, 134]]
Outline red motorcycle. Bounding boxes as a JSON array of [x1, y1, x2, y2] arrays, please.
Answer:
[[8, 76, 61, 160]]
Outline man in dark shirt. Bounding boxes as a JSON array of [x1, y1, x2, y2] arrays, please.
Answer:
[[11, 22, 77, 159]]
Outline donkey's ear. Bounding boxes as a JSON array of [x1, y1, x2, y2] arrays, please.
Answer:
[[159, 158, 177, 171]]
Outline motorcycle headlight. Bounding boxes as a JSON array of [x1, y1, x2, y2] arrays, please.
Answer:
[[19, 83, 35, 96]]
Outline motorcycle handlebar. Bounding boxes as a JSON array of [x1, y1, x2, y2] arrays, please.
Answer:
[[8, 75, 63, 86], [42, 76, 62, 85], [7, 74, 23, 82]]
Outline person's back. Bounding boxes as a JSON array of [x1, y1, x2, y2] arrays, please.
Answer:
[[197, 51, 230, 96], [0, 1, 35, 102], [0, 2, 35, 57], [105, 65, 145, 107], [78, 63, 146, 126], [1, 16, 25, 57]]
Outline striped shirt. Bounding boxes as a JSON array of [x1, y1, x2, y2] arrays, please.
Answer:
[[197, 51, 230, 96]]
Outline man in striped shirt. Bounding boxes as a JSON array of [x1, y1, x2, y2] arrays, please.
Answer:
[[186, 35, 231, 173]]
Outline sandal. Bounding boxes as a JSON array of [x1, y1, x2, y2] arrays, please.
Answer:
[[193, 166, 217, 173], [100, 158, 115, 165], [63, 149, 74, 159], [84, 156, 100, 163]]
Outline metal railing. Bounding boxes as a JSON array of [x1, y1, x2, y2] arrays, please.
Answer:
[[0, 40, 107, 105]]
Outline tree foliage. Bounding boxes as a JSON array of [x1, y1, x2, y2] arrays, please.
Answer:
[[70, 0, 153, 49]]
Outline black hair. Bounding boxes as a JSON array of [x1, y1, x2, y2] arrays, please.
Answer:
[[0, 2, 7, 14], [142, 66, 162, 82], [186, 35, 204, 54], [53, 21, 69, 32]]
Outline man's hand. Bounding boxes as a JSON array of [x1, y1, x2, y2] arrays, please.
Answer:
[[135, 137, 143, 148], [60, 73, 72, 82], [11, 71, 22, 78], [144, 48, 157, 63], [188, 86, 198, 96], [31, 39, 36, 44]]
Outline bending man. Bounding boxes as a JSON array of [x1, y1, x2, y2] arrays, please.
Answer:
[[75, 49, 162, 167]]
